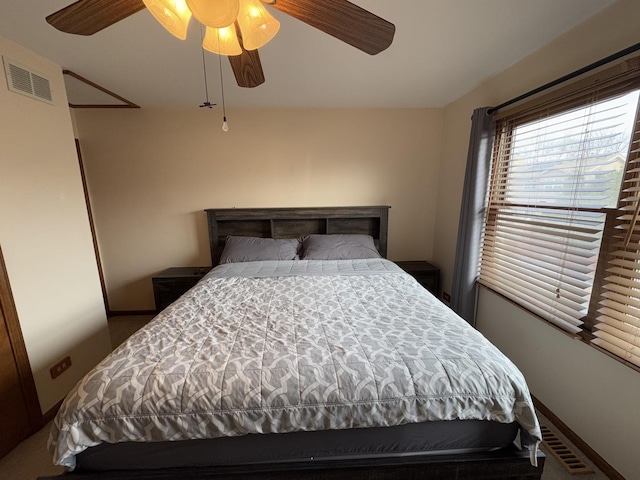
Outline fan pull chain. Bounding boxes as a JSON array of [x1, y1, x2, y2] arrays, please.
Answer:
[[217, 28, 229, 132], [198, 26, 215, 109]]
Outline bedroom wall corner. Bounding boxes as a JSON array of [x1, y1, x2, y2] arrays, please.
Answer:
[[70, 107, 79, 139], [433, 1, 640, 478], [0, 37, 112, 414]]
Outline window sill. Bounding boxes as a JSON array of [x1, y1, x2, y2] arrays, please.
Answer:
[[476, 284, 640, 375]]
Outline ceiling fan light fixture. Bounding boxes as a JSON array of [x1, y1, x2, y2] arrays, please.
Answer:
[[142, 0, 192, 40], [237, 0, 280, 51], [186, 0, 240, 29], [203, 25, 242, 56]]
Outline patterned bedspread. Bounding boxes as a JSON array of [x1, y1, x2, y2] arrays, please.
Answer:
[[49, 259, 541, 469]]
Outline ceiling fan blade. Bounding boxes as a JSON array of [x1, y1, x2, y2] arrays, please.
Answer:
[[228, 22, 265, 88], [228, 50, 265, 88], [267, 0, 395, 55], [46, 0, 145, 36]]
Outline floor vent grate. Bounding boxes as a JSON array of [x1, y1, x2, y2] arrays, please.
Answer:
[[540, 425, 594, 475]]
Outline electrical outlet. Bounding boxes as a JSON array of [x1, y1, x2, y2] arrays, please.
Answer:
[[50, 355, 72, 379], [443, 292, 451, 303]]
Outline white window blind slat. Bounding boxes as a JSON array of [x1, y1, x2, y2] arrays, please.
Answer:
[[489, 214, 604, 236], [604, 266, 640, 280], [598, 316, 640, 340], [485, 221, 602, 246], [480, 268, 588, 313], [592, 330, 640, 359], [490, 239, 597, 268], [594, 323, 640, 348], [482, 254, 592, 301], [608, 258, 640, 270], [591, 337, 640, 368], [483, 248, 596, 287], [600, 249, 640, 261], [597, 303, 640, 325], [601, 290, 640, 311], [477, 278, 584, 333]]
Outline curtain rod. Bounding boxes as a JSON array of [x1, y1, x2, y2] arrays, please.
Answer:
[[487, 41, 640, 116]]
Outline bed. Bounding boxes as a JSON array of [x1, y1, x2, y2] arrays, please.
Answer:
[[42, 206, 544, 480]]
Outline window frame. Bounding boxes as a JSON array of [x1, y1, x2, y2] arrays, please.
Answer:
[[478, 54, 640, 372]]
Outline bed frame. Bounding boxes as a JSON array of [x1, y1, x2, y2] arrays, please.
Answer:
[[205, 206, 390, 265], [39, 446, 543, 479], [39, 206, 544, 480]]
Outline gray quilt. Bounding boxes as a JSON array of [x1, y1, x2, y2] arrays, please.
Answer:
[[49, 259, 542, 470]]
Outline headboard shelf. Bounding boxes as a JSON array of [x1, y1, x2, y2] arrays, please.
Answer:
[[205, 206, 390, 265]]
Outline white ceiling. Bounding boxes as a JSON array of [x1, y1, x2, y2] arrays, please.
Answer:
[[0, 0, 617, 108]]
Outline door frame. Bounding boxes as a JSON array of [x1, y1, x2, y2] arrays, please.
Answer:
[[75, 139, 110, 316], [0, 244, 42, 432]]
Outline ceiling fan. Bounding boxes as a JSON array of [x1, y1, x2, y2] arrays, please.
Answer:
[[46, 0, 396, 89]]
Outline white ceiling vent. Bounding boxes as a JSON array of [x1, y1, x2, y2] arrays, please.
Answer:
[[3, 56, 54, 105]]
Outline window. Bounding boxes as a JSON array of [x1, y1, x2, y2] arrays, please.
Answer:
[[479, 56, 640, 368]]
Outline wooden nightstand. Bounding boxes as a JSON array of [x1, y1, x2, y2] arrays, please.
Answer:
[[152, 266, 211, 312], [396, 261, 440, 296]]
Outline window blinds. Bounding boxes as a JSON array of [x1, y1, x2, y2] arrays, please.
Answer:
[[479, 55, 640, 368], [593, 97, 640, 367], [480, 100, 632, 333]]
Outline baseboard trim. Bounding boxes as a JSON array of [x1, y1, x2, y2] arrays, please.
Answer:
[[108, 310, 156, 317], [533, 396, 624, 480]]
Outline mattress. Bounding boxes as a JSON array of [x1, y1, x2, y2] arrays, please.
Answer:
[[74, 419, 519, 471], [49, 258, 542, 470]]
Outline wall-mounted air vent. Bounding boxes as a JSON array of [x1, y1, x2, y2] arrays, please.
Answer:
[[3, 56, 54, 105]]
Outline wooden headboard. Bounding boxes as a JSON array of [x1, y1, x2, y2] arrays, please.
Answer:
[[205, 206, 390, 266]]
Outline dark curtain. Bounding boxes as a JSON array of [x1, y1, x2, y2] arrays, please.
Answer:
[[450, 107, 495, 325]]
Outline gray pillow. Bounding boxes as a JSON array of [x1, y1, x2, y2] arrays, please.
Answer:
[[301, 234, 381, 260], [219, 236, 300, 264]]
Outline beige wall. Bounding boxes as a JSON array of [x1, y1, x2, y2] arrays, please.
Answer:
[[0, 38, 112, 412], [433, 1, 640, 478], [75, 108, 442, 311]]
